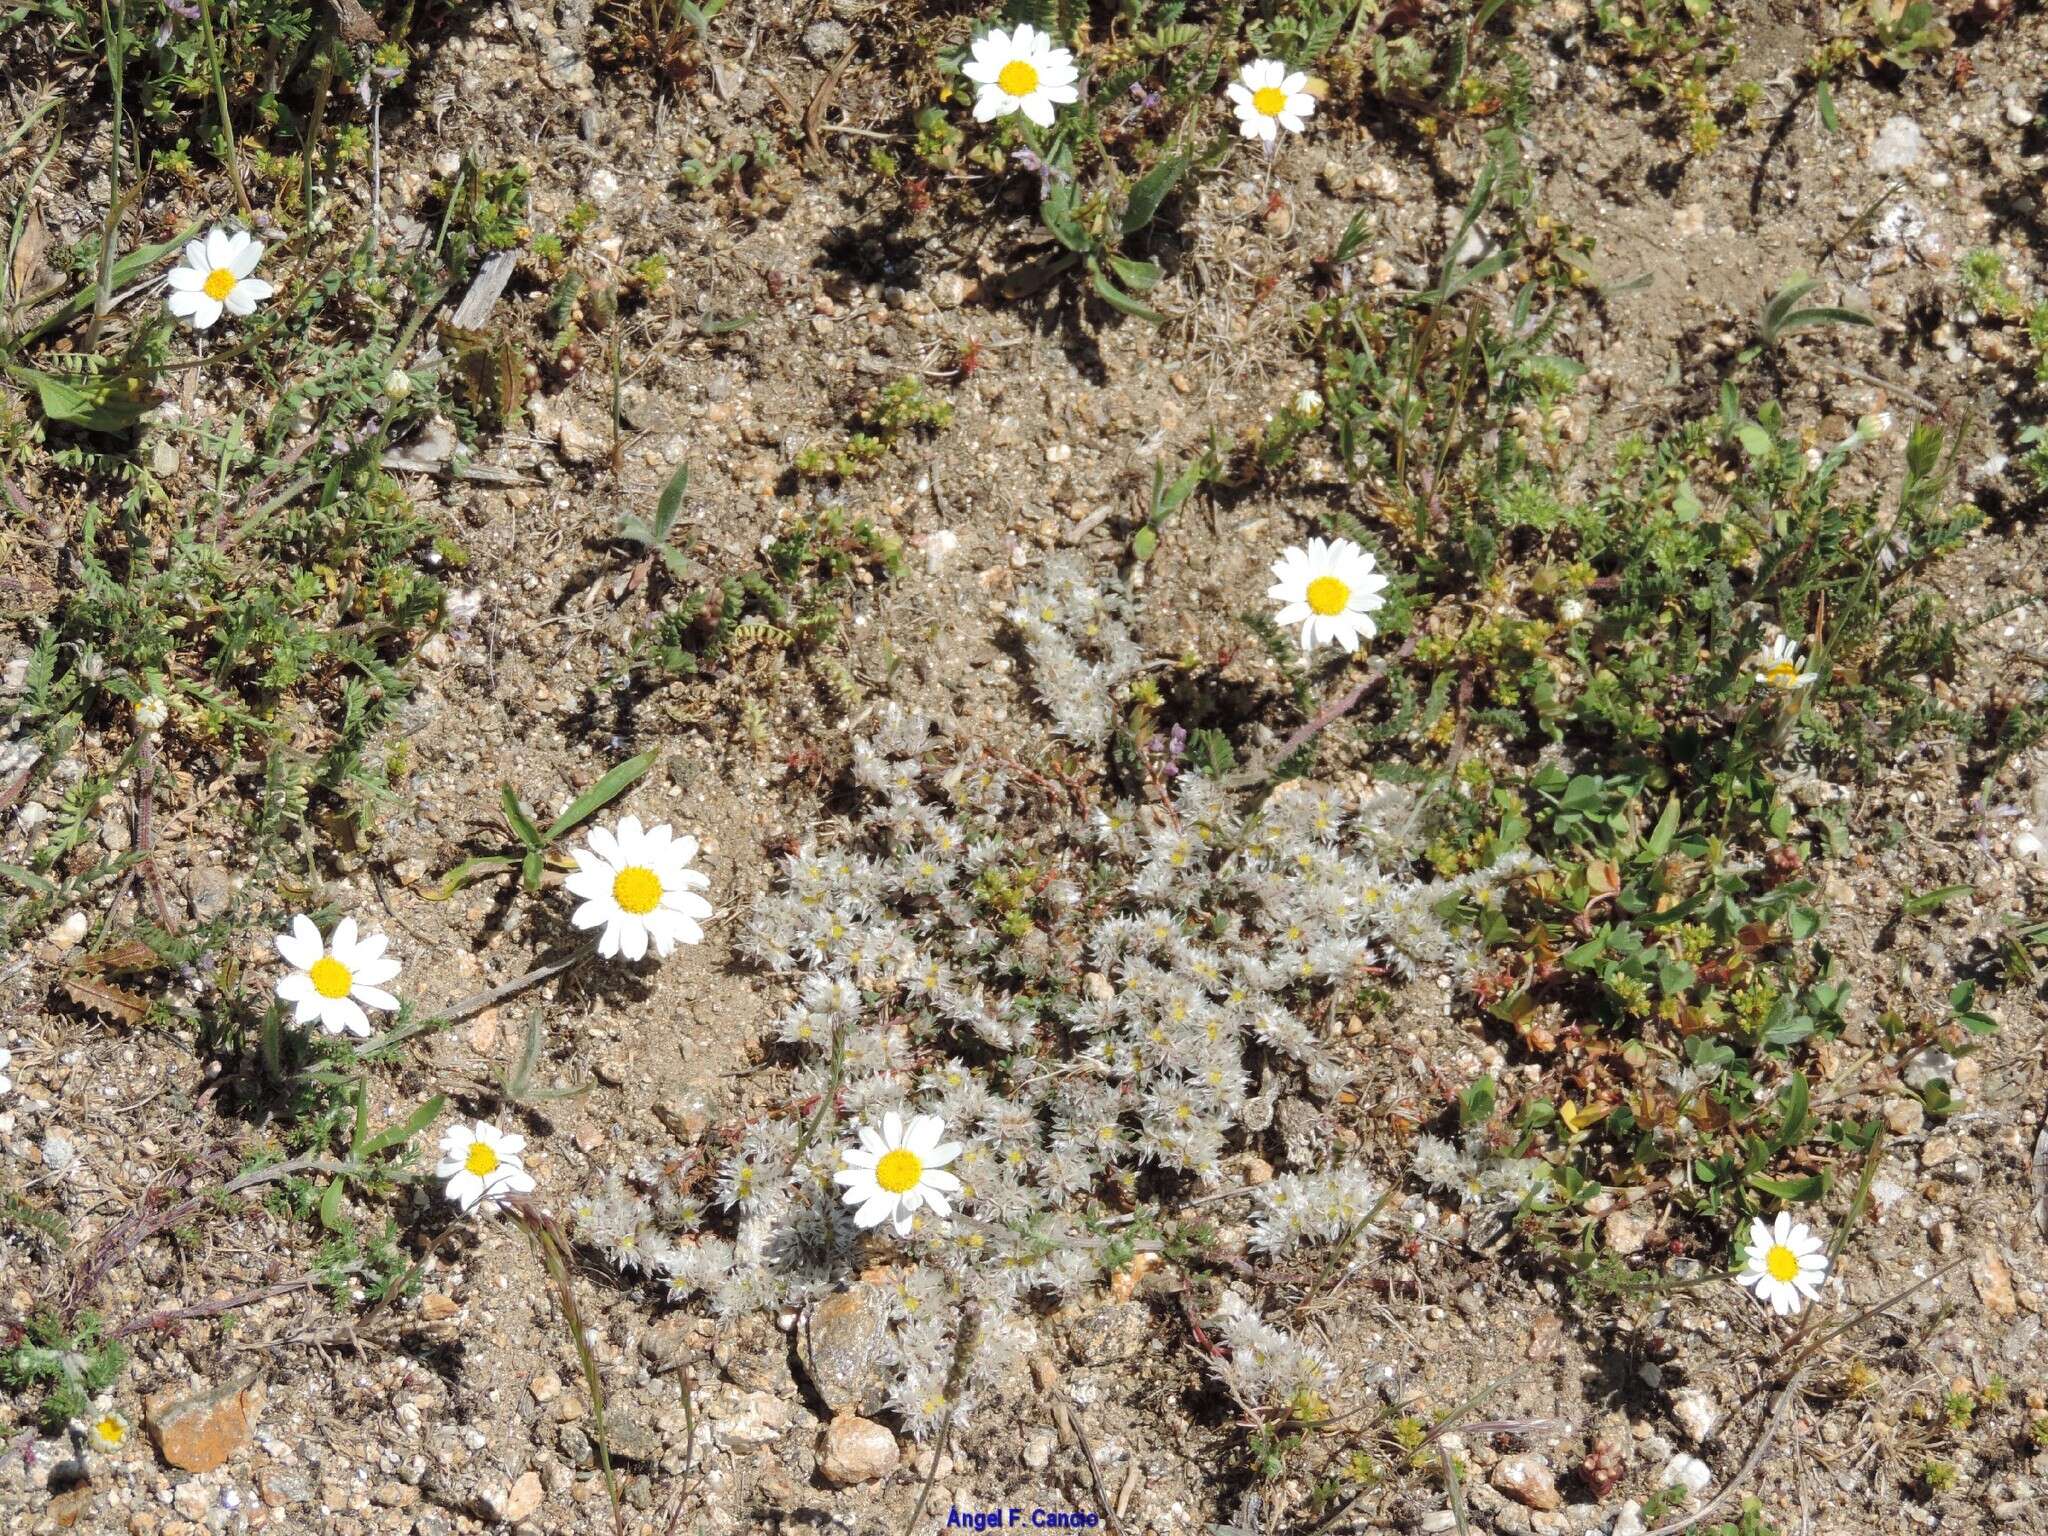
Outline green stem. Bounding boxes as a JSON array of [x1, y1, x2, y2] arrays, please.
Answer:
[[194, 0, 253, 218]]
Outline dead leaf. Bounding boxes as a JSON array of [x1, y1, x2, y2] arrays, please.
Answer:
[[61, 974, 150, 1025], [11, 203, 47, 305], [327, 0, 383, 45], [70, 940, 161, 975], [1108, 1251, 1161, 1303]]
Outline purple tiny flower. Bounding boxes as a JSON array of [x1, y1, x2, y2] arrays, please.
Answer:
[[1144, 725, 1188, 780], [1010, 146, 1068, 200]]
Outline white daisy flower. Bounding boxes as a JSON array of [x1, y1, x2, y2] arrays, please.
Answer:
[[165, 227, 274, 331], [833, 1112, 964, 1236], [1734, 1212, 1829, 1316], [133, 693, 170, 732], [1267, 536, 1390, 653], [961, 24, 1080, 129], [87, 1408, 131, 1452], [0, 1047, 11, 1096], [274, 916, 402, 1038], [1754, 633, 1819, 693], [1226, 58, 1316, 144], [565, 815, 713, 962], [435, 1120, 537, 1214]]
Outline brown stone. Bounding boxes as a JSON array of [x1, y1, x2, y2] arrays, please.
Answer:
[[50, 1486, 95, 1529], [1974, 1252, 2018, 1318], [798, 1289, 889, 1415], [144, 1371, 264, 1472], [504, 1470, 544, 1523], [1492, 1454, 1563, 1511], [818, 1416, 899, 1486]]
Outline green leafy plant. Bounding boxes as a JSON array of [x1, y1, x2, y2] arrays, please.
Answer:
[[431, 751, 658, 898], [0, 1312, 128, 1431], [1755, 275, 1875, 351], [1463, 770, 1854, 1219], [1131, 440, 1220, 561], [617, 461, 695, 588]]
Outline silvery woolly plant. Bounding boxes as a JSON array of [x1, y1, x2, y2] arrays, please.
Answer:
[[566, 554, 1537, 1437]]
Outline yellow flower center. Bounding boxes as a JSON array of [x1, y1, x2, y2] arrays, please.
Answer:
[[998, 59, 1040, 97], [1762, 660, 1800, 689], [202, 267, 237, 302], [612, 865, 663, 914], [95, 1416, 126, 1446], [308, 956, 353, 999], [1252, 85, 1288, 117], [1765, 1244, 1800, 1282], [465, 1141, 500, 1177], [1306, 575, 1350, 616], [874, 1147, 924, 1194]]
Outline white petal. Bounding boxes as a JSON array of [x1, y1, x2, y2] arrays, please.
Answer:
[[905, 1114, 946, 1154], [584, 825, 621, 866], [204, 227, 235, 270], [921, 1168, 963, 1194], [565, 868, 611, 901], [323, 997, 371, 1037], [853, 1192, 896, 1229], [882, 1111, 904, 1148], [1022, 95, 1056, 128], [231, 237, 265, 277], [619, 919, 649, 962], [666, 890, 713, 922], [279, 915, 324, 970], [644, 911, 681, 956], [571, 897, 615, 931], [223, 279, 271, 316], [490, 1167, 536, 1199]]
